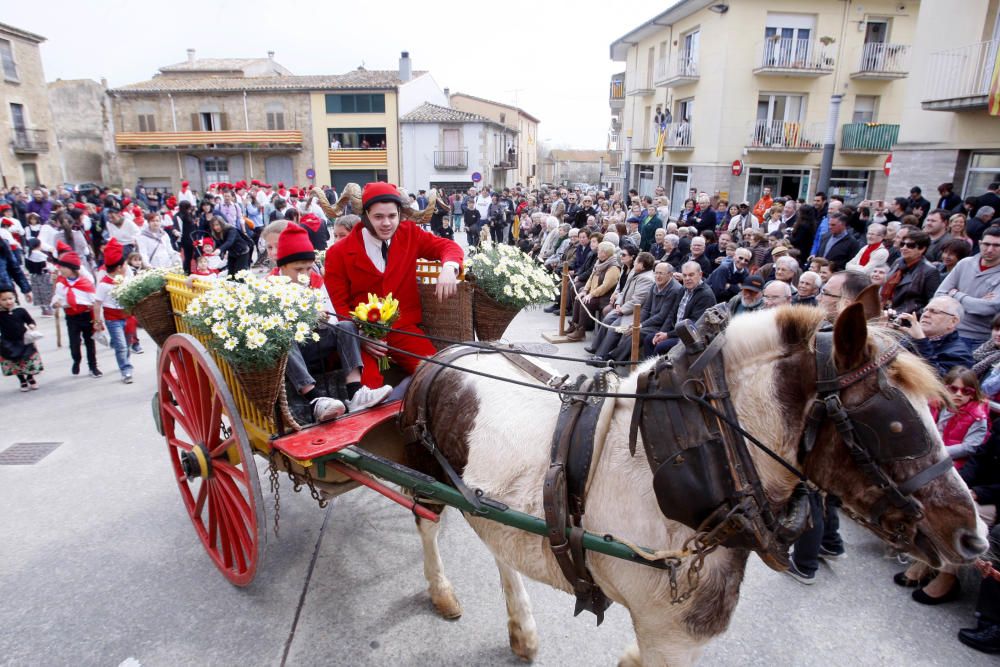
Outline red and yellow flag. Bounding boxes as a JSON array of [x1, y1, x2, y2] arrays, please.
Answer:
[[989, 43, 1000, 116]]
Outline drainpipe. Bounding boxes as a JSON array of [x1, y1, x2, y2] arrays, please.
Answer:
[[168, 93, 182, 180], [816, 0, 852, 196], [243, 91, 253, 179]]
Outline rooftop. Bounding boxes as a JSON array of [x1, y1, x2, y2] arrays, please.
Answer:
[[449, 92, 541, 123], [547, 150, 612, 162], [400, 102, 493, 124], [109, 69, 427, 95], [609, 0, 715, 60], [158, 57, 290, 75], [0, 21, 46, 44]]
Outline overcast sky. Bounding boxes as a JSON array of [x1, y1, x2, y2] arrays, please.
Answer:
[[6, 0, 671, 149]]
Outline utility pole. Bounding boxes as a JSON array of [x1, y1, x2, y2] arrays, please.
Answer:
[[623, 130, 633, 199], [816, 0, 852, 196]]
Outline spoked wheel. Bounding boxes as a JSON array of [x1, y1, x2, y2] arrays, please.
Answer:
[[158, 334, 265, 586]]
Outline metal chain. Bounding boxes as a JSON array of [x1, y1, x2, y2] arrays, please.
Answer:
[[267, 450, 281, 538]]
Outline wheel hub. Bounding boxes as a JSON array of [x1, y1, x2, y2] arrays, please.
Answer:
[[180, 444, 212, 480]]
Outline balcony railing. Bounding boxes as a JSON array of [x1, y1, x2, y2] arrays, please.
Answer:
[[434, 150, 468, 169], [609, 78, 625, 108], [840, 123, 899, 153], [922, 39, 999, 111], [11, 128, 48, 153], [116, 130, 303, 149], [754, 38, 834, 76], [657, 54, 699, 87], [851, 42, 911, 79], [662, 122, 694, 150], [497, 155, 518, 170], [328, 148, 388, 167], [746, 120, 823, 151]]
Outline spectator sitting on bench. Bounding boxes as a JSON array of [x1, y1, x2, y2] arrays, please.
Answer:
[[274, 224, 392, 422]]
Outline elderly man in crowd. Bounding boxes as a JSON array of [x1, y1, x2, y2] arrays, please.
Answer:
[[607, 261, 683, 364], [707, 246, 752, 302], [936, 224, 1000, 352], [892, 295, 974, 376], [794, 271, 822, 306], [728, 274, 765, 316], [646, 261, 714, 357], [772, 255, 800, 293], [815, 211, 860, 272], [762, 280, 793, 309], [969, 206, 995, 241]]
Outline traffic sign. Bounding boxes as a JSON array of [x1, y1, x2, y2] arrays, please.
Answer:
[[306, 168, 316, 179], [471, 172, 482, 183], [883, 154, 892, 177], [731, 160, 743, 176]]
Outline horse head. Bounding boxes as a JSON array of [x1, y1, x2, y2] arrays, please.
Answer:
[[767, 300, 989, 568]]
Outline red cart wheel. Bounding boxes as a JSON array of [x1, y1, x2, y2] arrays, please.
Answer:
[[158, 334, 265, 586]]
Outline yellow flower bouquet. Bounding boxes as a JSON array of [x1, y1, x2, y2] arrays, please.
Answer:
[[351, 293, 400, 371]]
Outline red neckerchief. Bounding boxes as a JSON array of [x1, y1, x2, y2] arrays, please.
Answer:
[[859, 242, 882, 266], [58, 275, 95, 310]]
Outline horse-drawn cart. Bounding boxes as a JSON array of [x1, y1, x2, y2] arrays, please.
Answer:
[[152, 263, 663, 588]]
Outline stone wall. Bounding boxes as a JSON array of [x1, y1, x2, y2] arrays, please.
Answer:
[[885, 146, 961, 201], [48, 79, 110, 184]]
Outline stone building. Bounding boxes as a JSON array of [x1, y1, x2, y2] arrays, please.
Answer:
[[48, 78, 113, 185], [0, 22, 62, 188], [539, 150, 613, 187]]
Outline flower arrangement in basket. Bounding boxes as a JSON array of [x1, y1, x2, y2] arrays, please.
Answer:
[[351, 293, 400, 370], [466, 242, 556, 340], [183, 270, 322, 414], [112, 265, 182, 347]]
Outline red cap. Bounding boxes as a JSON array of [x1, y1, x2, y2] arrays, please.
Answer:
[[73, 202, 87, 210], [276, 223, 316, 266], [0, 203, 10, 212], [56, 240, 73, 254], [362, 182, 403, 210], [181, 180, 190, 188], [56, 251, 81, 270], [122, 198, 131, 208], [299, 213, 322, 232], [103, 238, 124, 268], [166, 196, 177, 208]]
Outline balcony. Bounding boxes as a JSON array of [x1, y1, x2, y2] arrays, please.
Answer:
[[434, 150, 468, 170], [662, 122, 694, 151], [753, 38, 834, 77], [850, 43, 911, 80], [11, 128, 48, 154], [657, 55, 699, 88], [496, 155, 518, 170], [609, 78, 625, 110], [626, 71, 654, 97], [922, 39, 998, 111], [746, 120, 823, 152], [328, 148, 388, 168], [116, 130, 303, 151], [840, 123, 899, 154]]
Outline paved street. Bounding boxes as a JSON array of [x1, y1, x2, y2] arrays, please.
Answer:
[[1, 301, 995, 667]]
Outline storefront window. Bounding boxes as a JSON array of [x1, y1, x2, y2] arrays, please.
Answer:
[[828, 169, 870, 207], [963, 153, 1000, 198]]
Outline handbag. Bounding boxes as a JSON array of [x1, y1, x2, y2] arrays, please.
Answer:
[[22, 329, 43, 346]]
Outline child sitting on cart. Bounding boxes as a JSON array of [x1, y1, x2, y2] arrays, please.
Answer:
[[274, 223, 392, 423]]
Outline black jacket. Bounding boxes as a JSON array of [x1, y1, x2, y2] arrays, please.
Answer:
[[816, 232, 861, 271], [884, 257, 942, 314], [906, 329, 974, 376], [214, 226, 250, 257], [960, 420, 1000, 506], [659, 281, 716, 334], [639, 281, 683, 336], [789, 219, 816, 267]]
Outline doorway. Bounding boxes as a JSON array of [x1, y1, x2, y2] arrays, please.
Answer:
[[747, 168, 810, 205], [670, 168, 689, 220]]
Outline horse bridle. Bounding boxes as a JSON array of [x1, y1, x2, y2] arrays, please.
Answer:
[[801, 330, 955, 549]]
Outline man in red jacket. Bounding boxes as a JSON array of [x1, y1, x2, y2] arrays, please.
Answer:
[[324, 182, 463, 388]]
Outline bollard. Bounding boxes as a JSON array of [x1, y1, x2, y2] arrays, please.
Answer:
[[557, 263, 569, 336], [630, 303, 641, 363], [55, 307, 62, 348]]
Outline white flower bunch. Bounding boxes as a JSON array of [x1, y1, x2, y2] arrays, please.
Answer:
[[184, 272, 321, 371], [467, 242, 556, 309], [112, 265, 182, 312]]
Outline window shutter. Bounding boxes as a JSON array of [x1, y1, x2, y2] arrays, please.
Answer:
[[191, 113, 200, 131], [138, 115, 147, 132], [266, 112, 274, 131], [220, 113, 229, 130], [148, 115, 156, 132], [276, 113, 284, 130]]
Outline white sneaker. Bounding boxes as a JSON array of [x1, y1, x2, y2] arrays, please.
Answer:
[[311, 397, 346, 422], [346, 385, 393, 412]]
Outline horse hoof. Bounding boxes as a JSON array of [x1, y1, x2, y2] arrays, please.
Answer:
[[432, 590, 463, 620], [508, 621, 539, 662]]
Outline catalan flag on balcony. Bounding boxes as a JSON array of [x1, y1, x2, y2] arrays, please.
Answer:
[[990, 44, 1000, 116]]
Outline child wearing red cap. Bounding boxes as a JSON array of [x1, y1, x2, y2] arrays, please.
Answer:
[[0, 287, 43, 391], [93, 239, 133, 383], [276, 224, 391, 420], [51, 247, 102, 377]]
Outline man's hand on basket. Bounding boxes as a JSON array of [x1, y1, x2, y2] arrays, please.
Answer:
[[364, 339, 388, 358], [436, 264, 458, 301]]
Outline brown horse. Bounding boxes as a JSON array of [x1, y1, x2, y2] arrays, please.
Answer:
[[404, 303, 988, 665]]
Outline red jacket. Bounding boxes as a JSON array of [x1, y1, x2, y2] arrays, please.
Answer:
[[324, 220, 463, 329]]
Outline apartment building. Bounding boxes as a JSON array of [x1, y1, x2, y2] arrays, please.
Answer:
[[0, 22, 62, 189], [609, 0, 917, 216], [886, 0, 1000, 200], [449, 92, 540, 189]]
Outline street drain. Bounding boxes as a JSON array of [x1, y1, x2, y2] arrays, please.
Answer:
[[0, 442, 63, 465]]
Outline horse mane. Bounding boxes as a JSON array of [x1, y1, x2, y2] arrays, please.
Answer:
[[722, 307, 826, 362]]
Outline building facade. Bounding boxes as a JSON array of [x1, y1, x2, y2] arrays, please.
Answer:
[[449, 92, 540, 189], [48, 78, 114, 185], [887, 0, 1000, 199], [0, 22, 62, 189], [610, 0, 917, 216], [400, 102, 507, 195], [539, 150, 613, 187]]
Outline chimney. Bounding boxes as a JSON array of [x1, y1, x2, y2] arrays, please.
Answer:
[[267, 50, 275, 61], [399, 51, 412, 82], [186, 48, 196, 63], [443, 87, 450, 101]]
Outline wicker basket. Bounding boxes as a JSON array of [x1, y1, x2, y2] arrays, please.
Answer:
[[472, 285, 521, 342], [234, 356, 288, 417], [418, 281, 474, 345], [131, 288, 177, 347]]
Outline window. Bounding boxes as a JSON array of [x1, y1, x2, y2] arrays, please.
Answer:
[[266, 111, 285, 130], [646, 47, 655, 87], [21, 162, 38, 188], [852, 96, 878, 123], [763, 12, 817, 67], [200, 112, 222, 131], [10, 102, 26, 130], [963, 153, 1000, 198], [677, 98, 694, 123], [828, 170, 871, 207], [324, 94, 386, 114], [203, 157, 228, 183], [637, 165, 655, 197], [0, 39, 17, 81], [138, 114, 156, 132], [642, 105, 651, 148], [757, 94, 804, 123], [680, 30, 700, 74], [327, 127, 387, 149]]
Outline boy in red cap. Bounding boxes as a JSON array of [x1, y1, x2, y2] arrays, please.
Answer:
[[93, 239, 134, 384], [178, 180, 197, 206], [51, 246, 102, 377], [276, 224, 391, 419], [324, 182, 463, 388]]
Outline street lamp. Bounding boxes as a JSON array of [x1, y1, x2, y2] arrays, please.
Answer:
[[708, 3, 729, 13]]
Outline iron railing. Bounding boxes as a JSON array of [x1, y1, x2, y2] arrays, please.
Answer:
[[840, 123, 899, 152], [855, 42, 911, 75], [433, 150, 468, 169], [747, 120, 823, 150], [661, 122, 693, 149], [923, 39, 998, 102], [756, 38, 833, 72], [11, 128, 48, 153]]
